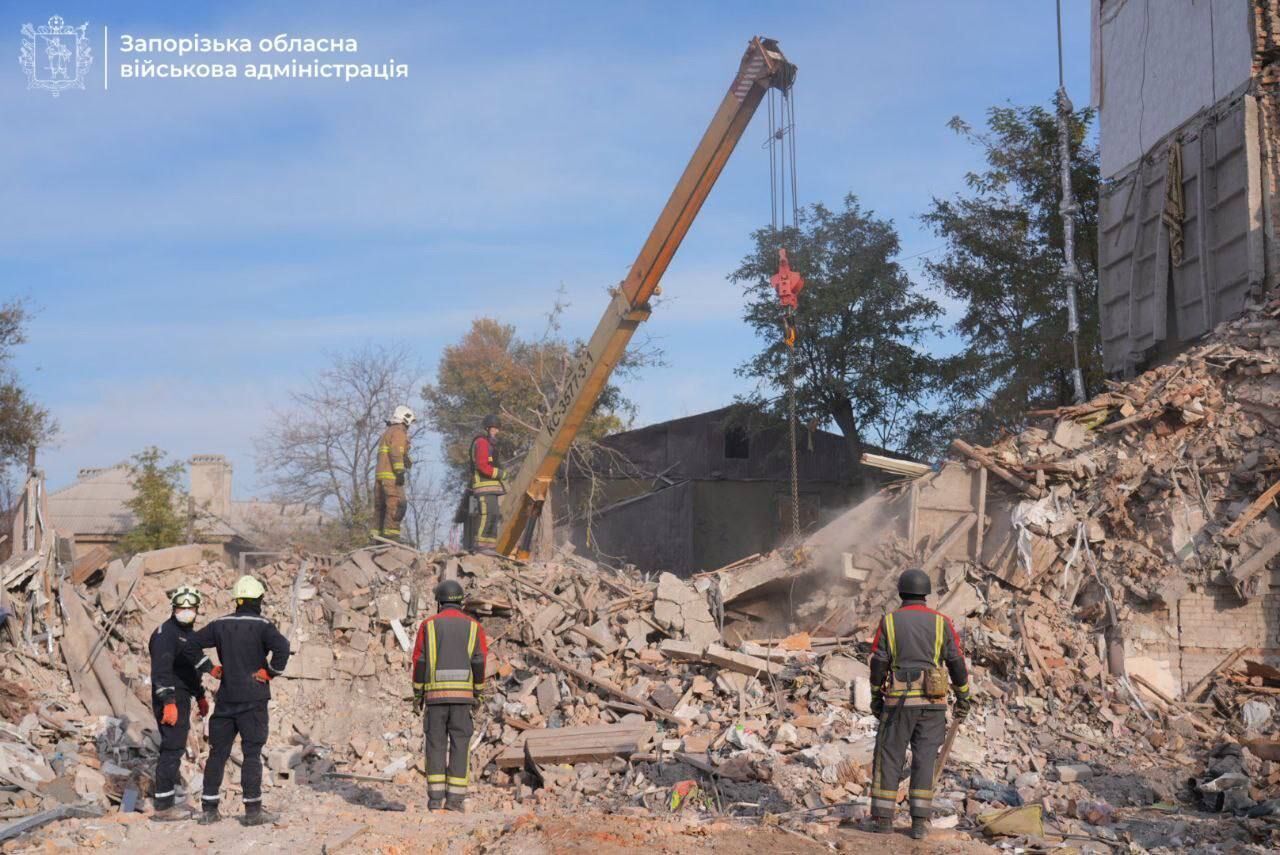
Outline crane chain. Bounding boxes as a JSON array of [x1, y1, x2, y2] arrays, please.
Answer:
[[786, 312, 800, 543]]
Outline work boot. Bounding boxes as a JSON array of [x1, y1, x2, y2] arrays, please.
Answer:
[[242, 804, 277, 826], [909, 817, 929, 840], [197, 807, 221, 825], [872, 816, 893, 834], [445, 794, 466, 812], [428, 797, 445, 810], [151, 804, 196, 822]]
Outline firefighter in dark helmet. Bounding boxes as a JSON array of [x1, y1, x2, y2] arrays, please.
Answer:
[[867, 567, 973, 840], [410, 579, 489, 811]]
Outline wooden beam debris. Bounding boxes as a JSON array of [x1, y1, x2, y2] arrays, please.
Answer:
[[495, 722, 656, 768], [524, 648, 688, 726], [1224, 477, 1280, 538], [1186, 646, 1248, 701], [950, 440, 1044, 499]]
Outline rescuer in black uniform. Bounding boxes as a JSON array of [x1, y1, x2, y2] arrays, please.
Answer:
[[411, 579, 489, 811], [191, 575, 290, 826], [149, 585, 214, 821], [867, 568, 973, 840]]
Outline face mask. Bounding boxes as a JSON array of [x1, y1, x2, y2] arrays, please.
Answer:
[[174, 609, 197, 625]]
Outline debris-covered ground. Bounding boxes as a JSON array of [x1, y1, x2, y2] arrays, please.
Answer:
[[5, 300, 1280, 852]]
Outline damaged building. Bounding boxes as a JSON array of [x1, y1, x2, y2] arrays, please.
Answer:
[[45, 454, 325, 564], [561, 406, 909, 575], [1095, 0, 1280, 374]]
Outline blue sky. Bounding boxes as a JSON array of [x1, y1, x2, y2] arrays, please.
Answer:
[[3, 1, 1092, 497]]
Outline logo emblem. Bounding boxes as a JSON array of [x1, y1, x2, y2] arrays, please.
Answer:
[[20, 16, 92, 97]]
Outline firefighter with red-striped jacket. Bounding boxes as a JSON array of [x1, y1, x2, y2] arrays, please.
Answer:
[[867, 568, 973, 840], [411, 579, 488, 811], [464, 414, 505, 556]]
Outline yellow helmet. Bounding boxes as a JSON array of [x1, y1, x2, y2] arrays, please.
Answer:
[[170, 585, 202, 609], [232, 575, 266, 600]]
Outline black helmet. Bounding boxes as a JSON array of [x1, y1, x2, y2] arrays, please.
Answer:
[[898, 567, 931, 599], [482, 414, 500, 430], [434, 579, 465, 605]]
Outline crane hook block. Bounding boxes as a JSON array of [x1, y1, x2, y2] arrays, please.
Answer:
[[771, 248, 804, 310]]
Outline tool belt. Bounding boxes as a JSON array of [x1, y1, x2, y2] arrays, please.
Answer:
[[886, 666, 949, 701], [881, 611, 951, 704]]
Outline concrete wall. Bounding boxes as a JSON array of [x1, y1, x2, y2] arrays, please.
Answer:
[[1098, 92, 1266, 373], [189, 454, 232, 518], [1097, 0, 1253, 178], [569, 480, 694, 573], [566, 477, 857, 575], [690, 480, 858, 571]]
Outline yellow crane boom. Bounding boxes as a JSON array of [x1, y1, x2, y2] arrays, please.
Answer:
[[497, 36, 796, 558]]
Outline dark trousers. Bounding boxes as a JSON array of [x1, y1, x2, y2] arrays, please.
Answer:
[[375, 480, 406, 538], [152, 693, 191, 809], [870, 705, 947, 819], [468, 494, 499, 548], [425, 703, 474, 798], [202, 701, 269, 810]]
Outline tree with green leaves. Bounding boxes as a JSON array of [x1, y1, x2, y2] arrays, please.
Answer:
[[921, 103, 1102, 446], [733, 195, 945, 466], [119, 447, 188, 555], [423, 304, 653, 483]]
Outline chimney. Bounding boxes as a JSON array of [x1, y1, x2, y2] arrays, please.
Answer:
[[189, 455, 232, 518]]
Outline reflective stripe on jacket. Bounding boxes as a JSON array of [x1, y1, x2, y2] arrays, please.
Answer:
[[868, 603, 969, 708], [411, 608, 488, 704], [377, 423, 410, 481], [469, 435, 504, 495]]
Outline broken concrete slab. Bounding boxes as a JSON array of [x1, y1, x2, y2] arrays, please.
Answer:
[[821, 655, 869, 686], [1054, 763, 1093, 783], [652, 572, 719, 650], [289, 646, 335, 680], [495, 722, 656, 768], [136, 543, 204, 574], [712, 554, 791, 604]]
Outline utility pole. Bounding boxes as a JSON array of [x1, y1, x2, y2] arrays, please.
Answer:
[[1057, 0, 1088, 404]]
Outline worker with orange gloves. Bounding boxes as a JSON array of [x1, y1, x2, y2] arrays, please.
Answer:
[[374, 405, 415, 542], [148, 585, 214, 821], [191, 575, 290, 826], [465, 414, 505, 556], [867, 568, 972, 840], [411, 579, 489, 811]]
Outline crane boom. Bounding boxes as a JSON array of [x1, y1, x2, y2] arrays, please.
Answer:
[[497, 37, 796, 558]]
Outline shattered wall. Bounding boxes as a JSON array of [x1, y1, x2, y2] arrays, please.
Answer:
[[1094, 0, 1279, 374]]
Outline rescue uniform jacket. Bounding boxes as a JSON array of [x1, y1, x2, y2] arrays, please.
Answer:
[[377, 423, 411, 483], [869, 601, 969, 709], [469, 435, 504, 495], [149, 616, 212, 703], [411, 607, 489, 704], [191, 603, 290, 705]]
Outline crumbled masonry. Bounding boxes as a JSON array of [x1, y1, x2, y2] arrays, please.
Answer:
[[5, 301, 1280, 850]]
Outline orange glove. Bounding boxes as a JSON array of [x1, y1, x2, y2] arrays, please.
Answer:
[[197, 697, 210, 718], [253, 668, 271, 683], [211, 665, 223, 679], [161, 702, 178, 726]]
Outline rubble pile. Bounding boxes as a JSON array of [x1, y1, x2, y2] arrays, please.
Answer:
[[799, 299, 1280, 848], [5, 302, 1280, 849]]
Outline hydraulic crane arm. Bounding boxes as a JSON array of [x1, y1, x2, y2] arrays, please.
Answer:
[[496, 37, 795, 558]]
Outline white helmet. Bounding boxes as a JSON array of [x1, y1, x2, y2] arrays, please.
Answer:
[[391, 405, 416, 427]]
